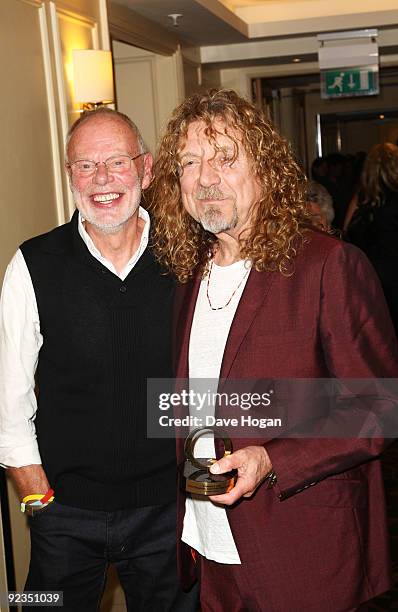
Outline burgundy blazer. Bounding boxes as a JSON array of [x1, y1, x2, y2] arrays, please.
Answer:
[[173, 230, 398, 611]]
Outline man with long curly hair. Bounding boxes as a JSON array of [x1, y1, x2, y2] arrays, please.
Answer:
[[148, 89, 398, 611]]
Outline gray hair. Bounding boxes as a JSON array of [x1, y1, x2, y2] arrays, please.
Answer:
[[307, 180, 335, 225], [65, 107, 147, 161]]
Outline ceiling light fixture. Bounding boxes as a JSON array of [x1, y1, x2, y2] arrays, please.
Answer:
[[168, 13, 183, 27], [292, 58, 301, 63]]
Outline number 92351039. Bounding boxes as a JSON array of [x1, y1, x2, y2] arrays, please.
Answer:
[[1, 591, 63, 606]]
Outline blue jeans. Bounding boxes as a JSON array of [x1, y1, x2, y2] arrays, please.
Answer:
[[25, 500, 197, 611]]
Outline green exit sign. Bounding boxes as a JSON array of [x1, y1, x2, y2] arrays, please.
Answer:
[[321, 67, 379, 99]]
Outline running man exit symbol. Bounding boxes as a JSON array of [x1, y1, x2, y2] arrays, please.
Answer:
[[322, 68, 378, 99]]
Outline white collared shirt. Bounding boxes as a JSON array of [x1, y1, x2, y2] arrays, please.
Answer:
[[0, 208, 150, 467]]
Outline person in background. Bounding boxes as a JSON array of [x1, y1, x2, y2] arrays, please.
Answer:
[[343, 151, 367, 232], [307, 180, 335, 230], [0, 107, 197, 612], [346, 142, 398, 336], [148, 88, 398, 612], [311, 156, 329, 183], [325, 152, 352, 229]]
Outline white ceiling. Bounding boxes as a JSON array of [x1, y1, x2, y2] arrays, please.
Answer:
[[111, 0, 398, 68]]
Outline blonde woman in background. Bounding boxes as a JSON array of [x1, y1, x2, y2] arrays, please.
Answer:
[[346, 142, 398, 335]]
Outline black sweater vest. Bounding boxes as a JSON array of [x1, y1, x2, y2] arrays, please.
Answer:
[[20, 212, 176, 511]]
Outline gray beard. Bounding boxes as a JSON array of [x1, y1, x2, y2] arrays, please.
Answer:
[[199, 203, 238, 234], [72, 186, 141, 235], [83, 212, 136, 235]]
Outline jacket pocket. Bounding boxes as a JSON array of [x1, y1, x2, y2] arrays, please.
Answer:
[[288, 476, 367, 508]]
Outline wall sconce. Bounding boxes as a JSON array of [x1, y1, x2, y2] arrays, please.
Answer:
[[72, 49, 114, 110]]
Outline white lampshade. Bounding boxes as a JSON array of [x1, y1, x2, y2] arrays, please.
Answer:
[[72, 49, 114, 104]]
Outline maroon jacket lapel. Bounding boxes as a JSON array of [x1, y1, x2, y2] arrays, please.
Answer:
[[173, 274, 201, 465], [174, 274, 201, 379]]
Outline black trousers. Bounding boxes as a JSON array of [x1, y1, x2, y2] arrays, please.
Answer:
[[24, 500, 197, 612]]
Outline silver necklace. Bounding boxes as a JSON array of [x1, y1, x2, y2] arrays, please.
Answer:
[[206, 260, 250, 311]]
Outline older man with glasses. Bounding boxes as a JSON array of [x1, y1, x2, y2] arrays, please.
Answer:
[[0, 108, 197, 611]]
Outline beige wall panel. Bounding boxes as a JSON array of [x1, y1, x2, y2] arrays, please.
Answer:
[[279, 88, 298, 153], [114, 57, 158, 154], [113, 41, 184, 154], [57, 10, 98, 126], [0, 0, 58, 284], [112, 42, 149, 60], [220, 67, 252, 99], [183, 61, 222, 97], [54, 0, 99, 18], [202, 66, 221, 91], [183, 60, 201, 98], [155, 52, 184, 139], [52, 3, 108, 219]]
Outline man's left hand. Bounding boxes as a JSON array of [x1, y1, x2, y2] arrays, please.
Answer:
[[208, 445, 272, 505]]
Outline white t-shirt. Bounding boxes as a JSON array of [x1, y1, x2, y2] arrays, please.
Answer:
[[182, 259, 250, 564]]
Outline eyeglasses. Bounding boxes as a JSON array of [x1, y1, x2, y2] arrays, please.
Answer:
[[67, 153, 145, 177]]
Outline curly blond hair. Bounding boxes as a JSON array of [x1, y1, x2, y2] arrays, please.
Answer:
[[147, 89, 310, 282]]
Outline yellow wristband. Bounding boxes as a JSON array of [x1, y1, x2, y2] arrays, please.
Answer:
[[22, 494, 55, 504]]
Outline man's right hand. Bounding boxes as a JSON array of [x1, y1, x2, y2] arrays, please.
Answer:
[[7, 465, 50, 501]]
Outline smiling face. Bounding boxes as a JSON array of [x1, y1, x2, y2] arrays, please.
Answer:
[[66, 115, 152, 234], [178, 120, 262, 239]]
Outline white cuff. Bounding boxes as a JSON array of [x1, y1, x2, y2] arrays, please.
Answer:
[[0, 442, 42, 468]]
